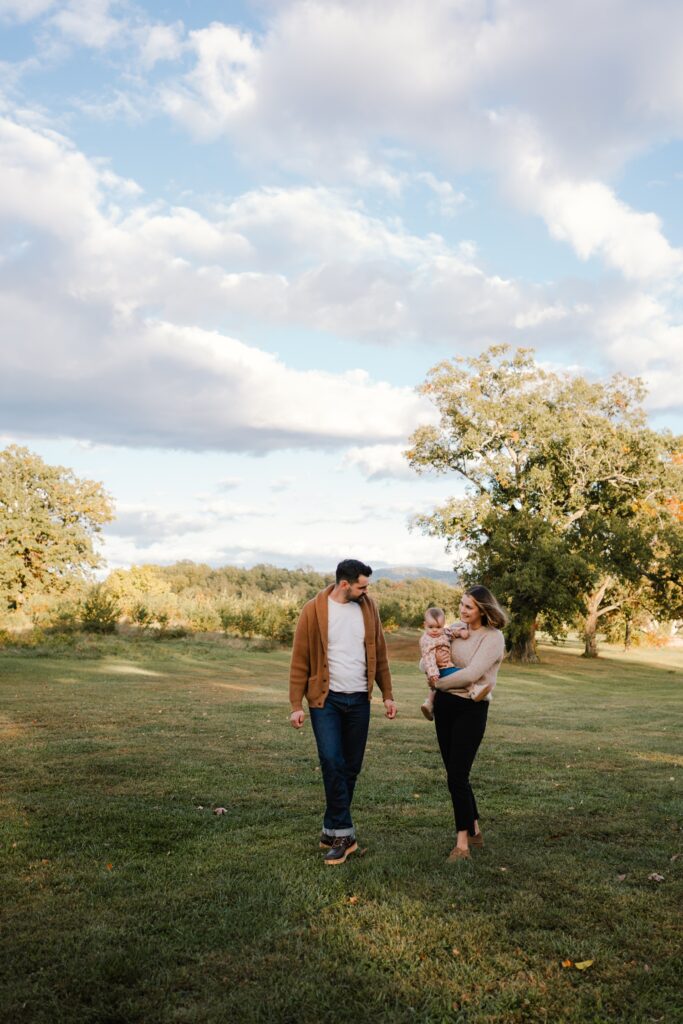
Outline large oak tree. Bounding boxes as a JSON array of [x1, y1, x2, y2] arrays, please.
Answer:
[[406, 346, 682, 662], [0, 446, 114, 611]]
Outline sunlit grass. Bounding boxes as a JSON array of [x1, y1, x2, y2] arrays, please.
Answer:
[[1, 632, 681, 1023]]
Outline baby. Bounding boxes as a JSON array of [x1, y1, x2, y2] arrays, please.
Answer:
[[419, 606, 469, 721]]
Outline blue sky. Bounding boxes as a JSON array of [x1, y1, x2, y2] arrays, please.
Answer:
[[1, 0, 682, 573]]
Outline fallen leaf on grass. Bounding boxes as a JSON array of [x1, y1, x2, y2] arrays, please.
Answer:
[[648, 872, 664, 882], [616, 874, 626, 882], [214, 807, 228, 815], [452, 948, 461, 956], [499, 866, 508, 872], [670, 853, 680, 863], [346, 896, 359, 905], [575, 960, 594, 971], [106, 863, 113, 871], [561, 960, 573, 968]]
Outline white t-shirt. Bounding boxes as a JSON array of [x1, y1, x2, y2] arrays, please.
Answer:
[[327, 598, 368, 693]]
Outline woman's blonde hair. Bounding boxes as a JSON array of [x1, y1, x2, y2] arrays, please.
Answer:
[[464, 585, 508, 629]]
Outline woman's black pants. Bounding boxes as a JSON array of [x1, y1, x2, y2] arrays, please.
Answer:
[[433, 691, 488, 835]]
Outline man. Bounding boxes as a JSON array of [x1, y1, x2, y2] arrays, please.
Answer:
[[289, 559, 397, 865]]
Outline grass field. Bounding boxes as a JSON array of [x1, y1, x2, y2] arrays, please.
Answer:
[[1, 631, 681, 1024]]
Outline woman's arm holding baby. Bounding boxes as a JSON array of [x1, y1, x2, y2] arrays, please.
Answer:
[[434, 630, 505, 690]]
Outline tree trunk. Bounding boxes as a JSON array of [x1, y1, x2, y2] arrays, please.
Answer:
[[583, 614, 599, 658], [582, 578, 611, 658], [624, 615, 632, 649], [508, 617, 539, 663]]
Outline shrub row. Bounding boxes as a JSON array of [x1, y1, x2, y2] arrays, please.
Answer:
[[1, 566, 465, 644]]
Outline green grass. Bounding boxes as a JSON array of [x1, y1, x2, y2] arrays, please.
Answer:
[[1, 632, 681, 1024]]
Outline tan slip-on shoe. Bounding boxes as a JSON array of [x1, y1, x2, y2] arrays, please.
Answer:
[[447, 846, 470, 861]]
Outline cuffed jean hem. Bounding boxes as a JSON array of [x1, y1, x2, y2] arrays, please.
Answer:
[[311, 690, 370, 835]]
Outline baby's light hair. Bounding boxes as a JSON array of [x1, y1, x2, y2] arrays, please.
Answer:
[[424, 606, 446, 626]]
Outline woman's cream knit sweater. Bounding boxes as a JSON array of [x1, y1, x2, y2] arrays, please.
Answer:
[[429, 625, 506, 702]]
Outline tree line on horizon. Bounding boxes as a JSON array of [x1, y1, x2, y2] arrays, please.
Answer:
[[1, 346, 681, 660], [1, 557, 464, 647]]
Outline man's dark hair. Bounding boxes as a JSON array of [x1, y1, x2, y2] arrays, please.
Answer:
[[336, 559, 372, 584]]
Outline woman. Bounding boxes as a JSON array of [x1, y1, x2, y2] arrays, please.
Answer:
[[431, 585, 507, 861]]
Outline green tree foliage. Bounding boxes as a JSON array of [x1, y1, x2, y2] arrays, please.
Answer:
[[93, 562, 459, 643], [80, 585, 120, 634], [371, 577, 461, 629], [105, 564, 178, 625], [0, 446, 114, 611], [406, 346, 682, 662], [536, 379, 681, 656]]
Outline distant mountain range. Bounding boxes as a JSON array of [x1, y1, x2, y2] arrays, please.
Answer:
[[373, 565, 459, 585]]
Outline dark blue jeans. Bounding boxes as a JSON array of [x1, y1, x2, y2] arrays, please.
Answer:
[[310, 691, 371, 837]]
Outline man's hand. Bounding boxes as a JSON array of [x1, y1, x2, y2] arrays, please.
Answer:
[[289, 710, 305, 728], [383, 698, 398, 720]]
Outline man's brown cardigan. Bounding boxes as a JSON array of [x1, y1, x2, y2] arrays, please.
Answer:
[[289, 584, 393, 712]]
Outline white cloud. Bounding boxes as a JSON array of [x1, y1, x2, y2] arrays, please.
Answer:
[[0, 0, 55, 21], [342, 444, 416, 481], [0, 117, 106, 238], [100, 493, 457, 572], [1, 110, 681, 467], [160, 22, 258, 140], [73, 89, 149, 124], [2, 115, 445, 450], [154, 2, 683, 287], [0, 115, 585, 348], [106, 506, 212, 541], [216, 477, 242, 492], [1, 304, 434, 451], [595, 292, 683, 410], [508, 152, 683, 282], [415, 172, 467, 217], [10, 0, 683, 295], [49, 0, 125, 50], [513, 303, 568, 330], [270, 476, 295, 492], [339, 153, 404, 197], [135, 21, 185, 70]]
